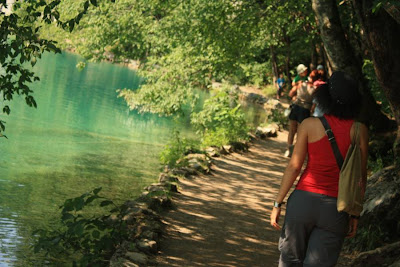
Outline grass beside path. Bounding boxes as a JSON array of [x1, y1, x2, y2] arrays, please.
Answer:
[[156, 132, 290, 266]]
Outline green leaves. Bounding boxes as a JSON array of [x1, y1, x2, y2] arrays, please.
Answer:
[[92, 230, 100, 239], [191, 86, 249, 147], [100, 200, 113, 207], [34, 187, 124, 265], [2, 106, 10, 115], [93, 187, 102, 195], [90, 0, 98, 7], [68, 19, 75, 32], [41, 1, 271, 116], [160, 130, 201, 168]]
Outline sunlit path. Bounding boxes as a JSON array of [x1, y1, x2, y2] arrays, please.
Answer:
[[157, 132, 289, 267]]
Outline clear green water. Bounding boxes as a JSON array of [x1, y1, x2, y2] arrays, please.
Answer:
[[0, 52, 195, 265], [0, 52, 266, 266]]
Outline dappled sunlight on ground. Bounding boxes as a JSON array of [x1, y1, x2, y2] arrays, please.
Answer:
[[156, 132, 290, 267]]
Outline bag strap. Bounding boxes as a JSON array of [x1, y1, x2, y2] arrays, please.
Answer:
[[319, 117, 344, 169], [352, 122, 360, 145]]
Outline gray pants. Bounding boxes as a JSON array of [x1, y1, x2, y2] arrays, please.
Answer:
[[279, 190, 349, 267]]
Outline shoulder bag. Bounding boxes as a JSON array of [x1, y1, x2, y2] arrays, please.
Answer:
[[319, 117, 364, 216]]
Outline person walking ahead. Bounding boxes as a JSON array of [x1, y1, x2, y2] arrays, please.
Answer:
[[276, 73, 286, 100], [270, 71, 369, 266], [284, 64, 313, 157]]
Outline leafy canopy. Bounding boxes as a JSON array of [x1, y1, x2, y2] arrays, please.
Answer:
[[48, 0, 317, 115]]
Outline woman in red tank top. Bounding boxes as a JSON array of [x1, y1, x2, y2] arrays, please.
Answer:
[[270, 71, 369, 266]]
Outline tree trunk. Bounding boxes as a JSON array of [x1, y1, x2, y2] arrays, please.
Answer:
[[321, 42, 333, 76], [282, 29, 292, 83], [270, 45, 279, 81], [311, 0, 359, 75], [315, 43, 323, 64], [311, 0, 394, 132], [352, 0, 400, 162], [285, 50, 291, 83], [310, 41, 318, 70]]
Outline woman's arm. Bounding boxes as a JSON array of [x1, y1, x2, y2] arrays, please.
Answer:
[[270, 119, 309, 230], [310, 103, 316, 114], [289, 86, 298, 98]]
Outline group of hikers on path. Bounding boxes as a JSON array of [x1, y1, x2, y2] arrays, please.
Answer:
[[275, 63, 328, 158], [270, 67, 369, 266]]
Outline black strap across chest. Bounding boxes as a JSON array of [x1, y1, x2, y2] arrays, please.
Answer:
[[318, 116, 344, 169]]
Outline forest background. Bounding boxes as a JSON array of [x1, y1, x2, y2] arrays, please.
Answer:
[[1, 0, 400, 265]]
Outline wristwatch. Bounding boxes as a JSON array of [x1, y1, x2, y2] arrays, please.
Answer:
[[273, 201, 284, 208]]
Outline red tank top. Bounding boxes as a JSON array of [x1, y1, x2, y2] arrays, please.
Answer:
[[296, 115, 354, 197]]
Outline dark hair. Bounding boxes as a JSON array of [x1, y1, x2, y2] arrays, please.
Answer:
[[317, 69, 326, 81], [313, 71, 362, 119], [309, 69, 322, 83]]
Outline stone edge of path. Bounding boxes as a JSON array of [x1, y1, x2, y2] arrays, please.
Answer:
[[108, 139, 262, 266]]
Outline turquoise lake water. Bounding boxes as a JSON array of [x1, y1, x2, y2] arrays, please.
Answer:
[[0, 52, 266, 265], [0, 52, 197, 265]]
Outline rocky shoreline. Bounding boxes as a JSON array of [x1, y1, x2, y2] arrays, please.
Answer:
[[108, 142, 255, 266]]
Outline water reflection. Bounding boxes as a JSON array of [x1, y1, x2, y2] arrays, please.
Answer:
[[0, 52, 192, 265], [0, 192, 22, 264]]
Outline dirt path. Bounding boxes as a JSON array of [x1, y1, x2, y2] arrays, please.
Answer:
[[156, 132, 289, 267]]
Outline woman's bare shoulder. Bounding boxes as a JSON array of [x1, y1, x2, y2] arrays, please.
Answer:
[[358, 122, 368, 132], [352, 121, 368, 134], [300, 117, 321, 128], [300, 117, 326, 142]]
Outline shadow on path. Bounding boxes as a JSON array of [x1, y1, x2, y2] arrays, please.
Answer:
[[156, 133, 289, 267]]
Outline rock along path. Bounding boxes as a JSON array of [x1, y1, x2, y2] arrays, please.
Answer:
[[156, 132, 290, 267]]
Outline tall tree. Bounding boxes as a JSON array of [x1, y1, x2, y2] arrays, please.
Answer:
[[281, 28, 292, 82], [311, 0, 394, 131], [352, 0, 400, 162], [270, 45, 279, 80]]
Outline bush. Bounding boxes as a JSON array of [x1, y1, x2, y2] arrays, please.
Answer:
[[224, 62, 271, 86], [266, 108, 288, 129], [191, 86, 249, 147], [33, 188, 127, 266], [262, 84, 278, 98], [240, 62, 271, 87], [160, 130, 201, 168]]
